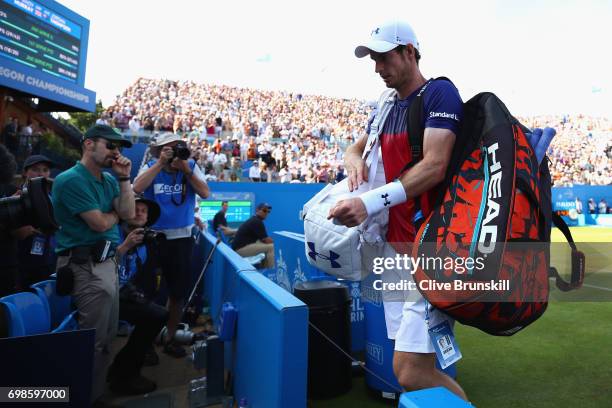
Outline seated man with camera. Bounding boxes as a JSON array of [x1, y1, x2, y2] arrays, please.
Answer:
[[133, 133, 209, 358], [107, 195, 167, 395]]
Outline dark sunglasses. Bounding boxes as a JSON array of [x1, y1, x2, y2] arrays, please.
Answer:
[[103, 141, 122, 151]]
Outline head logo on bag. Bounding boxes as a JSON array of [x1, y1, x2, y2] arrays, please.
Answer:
[[307, 242, 342, 268]]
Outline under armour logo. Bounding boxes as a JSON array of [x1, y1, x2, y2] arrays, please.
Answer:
[[307, 242, 341, 268], [372, 27, 380, 35], [381, 193, 391, 207]]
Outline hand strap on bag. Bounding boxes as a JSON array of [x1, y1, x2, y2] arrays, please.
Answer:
[[549, 212, 585, 291]]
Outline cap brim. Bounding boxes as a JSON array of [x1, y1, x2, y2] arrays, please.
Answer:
[[152, 136, 182, 147], [354, 40, 399, 58]]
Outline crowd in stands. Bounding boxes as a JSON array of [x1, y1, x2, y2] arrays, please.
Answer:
[[100, 79, 612, 187], [519, 114, 612, 187], [0, 116, 47, 165]]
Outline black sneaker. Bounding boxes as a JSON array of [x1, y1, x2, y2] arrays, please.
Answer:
[[109, 374, 156, 396], [163, 341, 187, 358], [143, 346, 160, 366]]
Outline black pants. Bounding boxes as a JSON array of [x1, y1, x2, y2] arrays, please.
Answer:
[[111, 296, 168, 378], [158, 237, 193, 301]]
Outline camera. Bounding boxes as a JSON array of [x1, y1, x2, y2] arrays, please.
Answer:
[[0, 177, 57, 233], [172, 143, 191, 161], [142, 227, 166, 245]]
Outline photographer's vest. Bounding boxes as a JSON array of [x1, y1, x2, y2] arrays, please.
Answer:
[[117, 229, 147, 287], [143, 159, 197, 232]]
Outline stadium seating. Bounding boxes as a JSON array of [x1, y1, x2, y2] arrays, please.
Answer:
[[0, 301, 26, 337], [52, 310, 79, 333], [0, 292, 51, 335], [31, 280, 73, 330]]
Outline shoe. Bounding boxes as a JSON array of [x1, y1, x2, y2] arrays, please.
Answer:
[[163, 341, 187, 358], [109, 374, 157, 396], [143, 346, 160, 366]]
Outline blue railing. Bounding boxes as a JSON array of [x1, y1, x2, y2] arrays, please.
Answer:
[[199, 231, 308, 407]]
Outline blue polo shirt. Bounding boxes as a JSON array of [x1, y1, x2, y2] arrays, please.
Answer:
[[142, 159, 197, 231], [52, 162, 120, 252]]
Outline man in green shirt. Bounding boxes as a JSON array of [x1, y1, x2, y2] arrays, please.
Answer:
[[52, 124, 135, 403]]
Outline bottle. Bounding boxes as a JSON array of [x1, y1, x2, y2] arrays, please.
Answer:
[[238, 397, 248, 408]]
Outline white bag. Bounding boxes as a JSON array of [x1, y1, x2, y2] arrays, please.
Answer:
[[302, 89, 396, 281]]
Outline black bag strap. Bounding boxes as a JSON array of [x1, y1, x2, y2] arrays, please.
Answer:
[[401, 76, 453, 175], [514, 177, 585, 291], [550, 212, 585, 292]]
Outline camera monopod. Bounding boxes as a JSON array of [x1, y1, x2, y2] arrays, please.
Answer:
[[184, 236, 221, 315]]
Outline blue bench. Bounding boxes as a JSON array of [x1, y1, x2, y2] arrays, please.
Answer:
[[399, 387, 472, 408]]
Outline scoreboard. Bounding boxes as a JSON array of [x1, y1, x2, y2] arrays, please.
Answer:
[[198, 200, 253, 224], [0, 0, 94, 111], [0, 0, 83, 84]]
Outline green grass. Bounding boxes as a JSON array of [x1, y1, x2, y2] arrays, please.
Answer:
[[312, 227, 612, 407]]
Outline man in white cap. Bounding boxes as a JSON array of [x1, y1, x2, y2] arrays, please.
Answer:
[[133, 133, 209, 358], [329, 20, 467, 399]]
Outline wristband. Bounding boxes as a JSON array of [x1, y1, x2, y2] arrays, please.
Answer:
[[360, 180, 407, 216], [118, 176, 131, 182]]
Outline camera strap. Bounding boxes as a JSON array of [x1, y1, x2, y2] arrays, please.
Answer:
[[170, 171, 188, 206]]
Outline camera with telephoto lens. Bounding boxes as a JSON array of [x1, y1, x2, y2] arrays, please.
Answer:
[[142, 227, 166, 245], [0, 177, 57, 234], [172, 143, 191, 161]]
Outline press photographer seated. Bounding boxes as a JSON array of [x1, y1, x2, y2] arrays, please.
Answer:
[[13, 155, 57, 288], [107, 195, 168, 395]]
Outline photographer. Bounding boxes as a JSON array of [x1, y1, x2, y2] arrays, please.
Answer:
[[107, 196, 167, 395], [133, 133, 209, 358], [13, 155, 57, 288], [52, 124, 135, 403]]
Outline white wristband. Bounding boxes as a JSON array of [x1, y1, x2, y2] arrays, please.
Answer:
[[360, 180, 407, 216]]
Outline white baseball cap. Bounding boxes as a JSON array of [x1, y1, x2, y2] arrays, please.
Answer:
[[355, 20, 420, 58], [150, 132, 182, 146]]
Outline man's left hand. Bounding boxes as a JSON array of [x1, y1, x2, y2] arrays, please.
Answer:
[[171, 157, 191, 174], [328, 197, 368, 227], [112, 155, 132, 177]]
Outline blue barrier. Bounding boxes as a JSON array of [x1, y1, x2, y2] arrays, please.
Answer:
[[200, 231, 308, 408], [399, 387, 472, 407]]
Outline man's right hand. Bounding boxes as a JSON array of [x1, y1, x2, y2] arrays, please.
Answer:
[[159, 146, 174, 165], [121, 228, 145, 252], [345, 152, 368, 192]]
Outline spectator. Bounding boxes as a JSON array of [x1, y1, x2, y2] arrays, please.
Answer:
[[248, 160, 261, 182], [52, 124, 135, 403], [2, 117, 19, 157], [212, 201, 237, 237], [231, 203, 275, 268], [575, 197, 583, 214], [598, 199, 608, 214], [133, 132, 209, 358], [128, 116, 141, 135], [588, 198, 596, 214]]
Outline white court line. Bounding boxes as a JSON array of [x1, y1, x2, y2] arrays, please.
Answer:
[[582, 283, 612, 292]]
